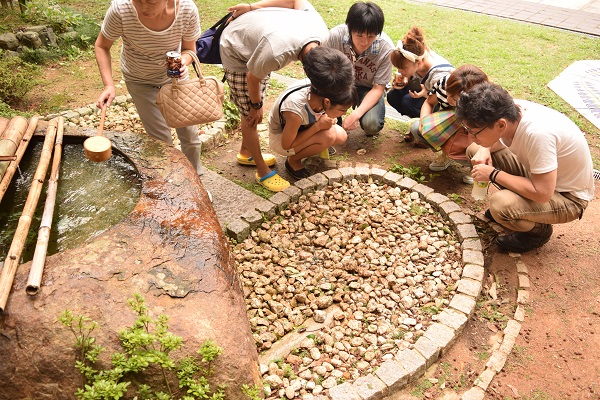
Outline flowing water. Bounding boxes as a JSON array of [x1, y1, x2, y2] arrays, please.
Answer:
[[0, 138, 141, 265]]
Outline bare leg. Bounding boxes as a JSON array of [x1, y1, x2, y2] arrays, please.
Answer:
[[240, 117, 270, 177]]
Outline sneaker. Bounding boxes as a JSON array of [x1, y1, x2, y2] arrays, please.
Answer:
[[429, 152, 453, 171], [484, 209, 496, 223], [495, 224, 553, 253], [462, 174, 474, 185]]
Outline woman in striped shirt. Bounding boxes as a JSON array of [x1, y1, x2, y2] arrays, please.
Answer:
[[94, 0, 204, 176]]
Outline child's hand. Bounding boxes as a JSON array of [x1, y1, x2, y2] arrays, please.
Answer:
[[316, 113, 335, 130]]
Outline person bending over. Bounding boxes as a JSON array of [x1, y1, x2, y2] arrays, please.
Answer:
[[386, 26, 453, 144], [220, 0, 346, 192], [456, 82, 595, 253], [268, 47, 358, 179]]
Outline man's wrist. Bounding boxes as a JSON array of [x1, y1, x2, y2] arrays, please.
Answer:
[[250, 100, 263, 110]]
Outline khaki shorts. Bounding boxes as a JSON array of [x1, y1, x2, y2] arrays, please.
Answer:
[[224, 70, 269, 117], [269, 133, 296, 157]]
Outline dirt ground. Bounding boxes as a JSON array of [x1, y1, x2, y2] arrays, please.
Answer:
[[21, 58, 600, 399]]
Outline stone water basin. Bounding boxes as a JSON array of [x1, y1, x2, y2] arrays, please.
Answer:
[[0, 121, 260, 399]]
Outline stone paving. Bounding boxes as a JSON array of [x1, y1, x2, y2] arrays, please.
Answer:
[[410, 0, 600, 37]]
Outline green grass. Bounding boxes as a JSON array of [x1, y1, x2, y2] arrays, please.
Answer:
[[196, 0, 599, 139], [2, 0, 598, 140]]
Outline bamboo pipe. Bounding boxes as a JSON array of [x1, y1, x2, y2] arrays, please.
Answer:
[[0, 116, 39, 204], [0, 117, 9, 137], [0, 119, 58, 313], [0, 116, 29, 179], [26, 117, 64, 295]]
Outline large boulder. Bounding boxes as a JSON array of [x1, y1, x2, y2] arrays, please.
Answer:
[[0, 124, 261, 399]]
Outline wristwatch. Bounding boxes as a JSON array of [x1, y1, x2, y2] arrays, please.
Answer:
[[250, 100, 263, 110]]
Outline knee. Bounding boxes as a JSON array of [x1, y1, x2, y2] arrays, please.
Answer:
[[489, 191, 519, 221], [331, 125, 347, 145], [361, 118, 383, 136], [465, 142, 480, 160], [410, 119, 420, 136]]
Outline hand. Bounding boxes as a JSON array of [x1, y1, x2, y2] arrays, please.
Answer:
[[228, 3, 253, 19], [471, 164, 494, 182], [315, 113, 336, 130], [342, 113, 360, 131], [392, 75, 407, 89], [408, 85, 425, 98], [97, 85, 116, 109], [471, 147, 493, 166], [176, 63, 189, 79], [245, 106, 263, 128]]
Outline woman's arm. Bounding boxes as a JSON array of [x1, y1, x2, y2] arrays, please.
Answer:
[[94, 32, 116, 108], [419, 93, 438, 118], [229, 0, 303, 17]]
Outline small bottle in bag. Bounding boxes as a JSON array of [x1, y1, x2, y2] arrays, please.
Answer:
[[471, 180, 489, 200], [166, 51, 182, 78]]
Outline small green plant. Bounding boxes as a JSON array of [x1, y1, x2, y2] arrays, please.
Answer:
[[58, 293, 230, 400], [223, 91, 241, 131], [241, 384, 262, 400], [0, 52, 41, 106], [389, 164, 427, 182], [410, 378, 433, 397], [448, 193, 463, 204]]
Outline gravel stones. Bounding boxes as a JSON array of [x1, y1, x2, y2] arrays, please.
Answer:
[[231, 179, 463, 399]]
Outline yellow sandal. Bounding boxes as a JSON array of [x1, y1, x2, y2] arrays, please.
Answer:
[[237, 153, 276, 167], [255, 171, 290, 192]]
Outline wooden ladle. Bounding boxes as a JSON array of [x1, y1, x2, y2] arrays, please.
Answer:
[[83, 104, 112, 162]]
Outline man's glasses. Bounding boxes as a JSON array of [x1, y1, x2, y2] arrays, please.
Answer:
[[461, 122, 487, 137]]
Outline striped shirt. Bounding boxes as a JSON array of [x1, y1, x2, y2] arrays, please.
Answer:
[[429, 74, 452, 110], [101, 0, 201, 85]]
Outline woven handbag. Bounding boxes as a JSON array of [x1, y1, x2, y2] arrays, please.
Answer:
[[419, 110, 461, 151], [156, 50, 224, 128]]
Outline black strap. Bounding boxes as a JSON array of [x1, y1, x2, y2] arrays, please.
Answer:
[[212, 11, 233, 29], [278, 84, 311, 128], [421, 63, 453, 84]]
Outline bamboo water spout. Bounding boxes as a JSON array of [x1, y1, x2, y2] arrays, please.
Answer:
[[26, 117, 64, 295], [0, 119, 57, 313], [0, 116, 39, 204]]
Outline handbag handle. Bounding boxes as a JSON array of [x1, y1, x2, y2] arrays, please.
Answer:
[[176, 49, 205, 84]]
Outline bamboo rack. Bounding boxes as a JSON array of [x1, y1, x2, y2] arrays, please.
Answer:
[[26, 117, 64, 295], [0, 118, 57, 313], [0, 116, 39, 204]]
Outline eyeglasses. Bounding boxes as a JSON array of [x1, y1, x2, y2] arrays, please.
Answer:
[[461, 122, 487, 137]]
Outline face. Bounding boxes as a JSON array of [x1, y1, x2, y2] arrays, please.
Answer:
[[325, 103, 351, 119], [462, 120, 502, 147], [396, 60, 418, 79], [134, 0, 168, 17], [350, 31, 378, 56], [446, 93, 458, 107]]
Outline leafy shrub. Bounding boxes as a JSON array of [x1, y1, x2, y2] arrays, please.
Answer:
[[0, 52, 40, 106], [22, 0, 85, 34], [59, 293, 232, 400]]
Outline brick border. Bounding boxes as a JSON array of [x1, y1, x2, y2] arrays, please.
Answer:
[[225, 167, 485, 399]]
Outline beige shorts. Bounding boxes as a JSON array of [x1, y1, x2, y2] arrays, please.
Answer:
[[269, 134, 296, 157]]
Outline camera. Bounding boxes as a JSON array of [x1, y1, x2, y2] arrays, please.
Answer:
[[407, 77, 421, 92]]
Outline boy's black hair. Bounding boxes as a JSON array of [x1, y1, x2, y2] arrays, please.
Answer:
[[345, 2, 384, 36]]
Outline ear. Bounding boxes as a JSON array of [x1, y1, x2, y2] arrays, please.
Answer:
[[323, 98, 331, 108], [496, 118, 507, 131]]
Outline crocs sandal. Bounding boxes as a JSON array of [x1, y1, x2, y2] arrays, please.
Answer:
[[285, 159, 311, 180], [319, 146, 336, 159], [255, 170, 290, 192], [237, 153, 276, 167]]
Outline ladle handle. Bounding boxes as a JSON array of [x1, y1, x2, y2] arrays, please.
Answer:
[[98, 104, 107, 137]]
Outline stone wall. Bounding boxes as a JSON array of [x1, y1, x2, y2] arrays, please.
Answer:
[[0, 25, 78, 55]]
